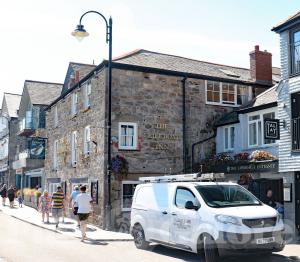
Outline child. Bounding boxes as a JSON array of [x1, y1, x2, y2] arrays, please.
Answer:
[[17, 191, 23, 208], [39, 190, 51, 223]]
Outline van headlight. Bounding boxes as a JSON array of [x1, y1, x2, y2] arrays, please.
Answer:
[[215, 215, 241, 226], [276, 214, 281, 224]]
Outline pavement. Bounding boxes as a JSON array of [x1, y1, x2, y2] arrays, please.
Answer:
[[0, 198, 133, 242]]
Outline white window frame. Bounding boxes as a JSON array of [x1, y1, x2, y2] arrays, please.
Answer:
[[205, 80, 252, 107], [121, 181, 140, 212], [84, 82, 92, 109], [247, 109, 277, 148], [83, 125, 91, 156], [49, 182, 61, 196], [71, 92, 78, 116], [71, 131, 77, 167], [224, 125, 235, 151], [118, 122, 138, 150], [53, 140, 58, 170], [53, 106, 58, 127]]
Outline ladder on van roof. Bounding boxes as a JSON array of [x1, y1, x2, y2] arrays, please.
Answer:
[[139, 173, 225, 183]]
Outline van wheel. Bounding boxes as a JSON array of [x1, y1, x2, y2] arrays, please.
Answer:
[[203, 234, 219, 262], [133, 224, 149, 249]]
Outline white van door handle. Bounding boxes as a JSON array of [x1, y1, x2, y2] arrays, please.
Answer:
[[162, 211, 168, 215], [171, 212, 177, 216]]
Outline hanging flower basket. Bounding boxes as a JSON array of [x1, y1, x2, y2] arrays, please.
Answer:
[[112, 155, 128, 180], [234, 152, 250, 161], [250, 150, 277, 162]]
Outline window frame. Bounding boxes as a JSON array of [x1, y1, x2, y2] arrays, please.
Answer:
[[118, 122, 138, 150], [247, 110, 277, 148], [53, 140, 58, 170], [71, 92, 78, 116], [53, 106, 58, 128], [224, 125, 235, 151], [205, 80, 251, 107], [175, 186, 197, 209], [84, 81, 92, 109], [71, 131, 77, 167], [83, 125, 91, 156], [121, 181, 140, 212], [289, 27, 300, 76]]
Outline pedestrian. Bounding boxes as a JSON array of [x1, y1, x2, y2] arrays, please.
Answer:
[[75, 185, 93, 242], [17, 191, 23, 208], [69, 185, 80, 227], [7, 186, 15, 208], [0, 184, 7, 206], [39, 190, 51, 223], [51, 186, 65, 229], [263, 188, 276, 208]]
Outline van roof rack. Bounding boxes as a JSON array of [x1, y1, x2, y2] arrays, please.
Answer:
[[139, 173, 225, 183]]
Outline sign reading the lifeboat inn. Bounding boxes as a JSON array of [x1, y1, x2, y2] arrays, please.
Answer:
[[264, 118, 280, 140], [225, 160, 278, 174]]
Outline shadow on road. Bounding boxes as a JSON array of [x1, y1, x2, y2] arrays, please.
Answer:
[[147, 245, 300, 262], [81, 238, 108, 246]]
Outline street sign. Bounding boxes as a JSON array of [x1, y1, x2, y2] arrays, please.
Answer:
[[264, 118, 280, 140]]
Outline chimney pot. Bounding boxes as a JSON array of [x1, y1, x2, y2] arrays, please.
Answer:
[[255, 45, 259, 52]]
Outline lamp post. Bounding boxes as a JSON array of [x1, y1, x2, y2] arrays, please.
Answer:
[[72, 11, 113, 230]]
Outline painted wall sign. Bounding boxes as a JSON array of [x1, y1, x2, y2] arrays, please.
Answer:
[[264, 119, 280, 140], [28, 138, 46, 159]]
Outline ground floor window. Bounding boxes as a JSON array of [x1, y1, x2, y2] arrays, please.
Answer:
[[121, 181, 139, 211], [48, 182, 61, 196]]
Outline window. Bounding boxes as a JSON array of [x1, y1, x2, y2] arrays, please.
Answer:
[[175, 187, 197, 209], [206, 81, 251, 106], [71, 131, 77, 167], [84, 82, 92, 109], [248, 111, 276, 147], [83, 126, 91, 156], [53, 140, 58, 170], [224, 126, 235, 151], [49, 183, 61, 196], [291, 29, 300, 75], [237, 85, 251, 105], [206, 81, 220, 103], [71, 92, 78, 116], [122, 181, 139, 211], [53, 106, 58, 127], [222, 83, 235, 104], [119, 122, 138, 150]]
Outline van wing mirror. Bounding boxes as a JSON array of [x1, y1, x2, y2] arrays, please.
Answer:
[[185, 201, 199, 210]]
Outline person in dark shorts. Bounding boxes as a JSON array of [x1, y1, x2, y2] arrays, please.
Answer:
[[75, 185, 93, 242], [7, 186, 15, 208], [70, 186, 80, 227], [51, 186, 65, 229], [0, 184, 7, 206]]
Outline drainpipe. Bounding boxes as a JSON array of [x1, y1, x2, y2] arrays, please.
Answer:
[[191, 129, 217, 172], [182, 77, 187, 173]]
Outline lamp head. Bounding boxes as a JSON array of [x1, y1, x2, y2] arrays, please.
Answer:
[[71, 24, 89, 41]]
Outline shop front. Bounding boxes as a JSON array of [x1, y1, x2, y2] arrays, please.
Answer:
[[24, 168, 44, 189]]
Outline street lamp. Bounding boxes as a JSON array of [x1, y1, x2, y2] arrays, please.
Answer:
[[72, 11, 113, 230]]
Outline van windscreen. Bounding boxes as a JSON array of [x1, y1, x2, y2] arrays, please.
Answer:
[[195, 184, 261, 208]]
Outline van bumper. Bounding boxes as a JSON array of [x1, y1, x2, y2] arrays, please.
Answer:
[[216, 230, 285, 257]]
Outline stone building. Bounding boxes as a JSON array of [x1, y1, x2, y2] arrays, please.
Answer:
[[44, 47, 279, 230], [0, 93, 21, 186], [11, 80, 62, 189]]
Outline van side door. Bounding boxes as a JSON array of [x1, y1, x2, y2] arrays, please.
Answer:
[[169, 186, 200, 250]]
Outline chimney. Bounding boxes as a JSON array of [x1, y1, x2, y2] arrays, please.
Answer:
[[249, 45, 272, 85]]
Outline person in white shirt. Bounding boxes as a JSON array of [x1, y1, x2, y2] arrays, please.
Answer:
[[74, 185, 93, 242]]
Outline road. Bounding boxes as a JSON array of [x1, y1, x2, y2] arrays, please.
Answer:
[[0, 211, 299, 262]]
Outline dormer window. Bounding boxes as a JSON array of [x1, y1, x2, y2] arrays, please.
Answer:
[[291, 29, 300, 75]]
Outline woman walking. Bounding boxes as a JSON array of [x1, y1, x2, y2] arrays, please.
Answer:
[[39, 190, 51, 223], [0, 184, 7, 206], [7, 186, 15, 208]]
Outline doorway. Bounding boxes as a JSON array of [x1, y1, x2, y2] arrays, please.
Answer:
[[295, 172, 300, 234]]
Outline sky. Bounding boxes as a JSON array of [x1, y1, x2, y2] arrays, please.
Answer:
[[0, 0, 299, 104]]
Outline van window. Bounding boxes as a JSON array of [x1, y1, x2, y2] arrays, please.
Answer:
[[175, 187, 197, 208]]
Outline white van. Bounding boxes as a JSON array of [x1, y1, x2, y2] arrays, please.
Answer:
[[130, 173, 285, 262]]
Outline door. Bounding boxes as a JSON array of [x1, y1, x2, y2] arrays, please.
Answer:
[[295, 172, 300, 234], [170, 187, 200, 249]]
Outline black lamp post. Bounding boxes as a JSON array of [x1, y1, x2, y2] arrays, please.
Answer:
[[72, 11, 113, 230]]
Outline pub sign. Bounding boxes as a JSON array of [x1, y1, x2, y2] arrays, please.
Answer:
[[264, 118, 280, 140]]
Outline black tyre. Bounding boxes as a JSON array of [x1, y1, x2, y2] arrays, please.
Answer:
[[203, 234, 219, 262], [132, 224, 149, 249]]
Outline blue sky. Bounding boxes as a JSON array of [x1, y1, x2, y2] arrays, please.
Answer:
[[0, 0, 299, 103]]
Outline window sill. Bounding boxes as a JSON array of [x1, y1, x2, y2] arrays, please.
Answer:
[[122, 208, 131, 212], [206, 101, 240, 107], [81, 106, 91, 113], [118, 148, 138, 151], [71, 114, 77, 119]]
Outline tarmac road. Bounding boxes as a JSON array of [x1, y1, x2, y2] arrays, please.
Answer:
[[0, 211, 299, 262]]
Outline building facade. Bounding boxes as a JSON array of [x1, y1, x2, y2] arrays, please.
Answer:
[[44, 48, 279, 230], [272, 11, 300, 236], [11, 80, 62, 190]]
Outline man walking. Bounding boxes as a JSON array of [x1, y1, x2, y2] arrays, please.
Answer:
[[75, 185, 93, 242], [69, 185, 80, 227], [51, 186, 65, 229]]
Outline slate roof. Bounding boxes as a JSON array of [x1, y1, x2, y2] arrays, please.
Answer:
[[215, 84, 278, 127], [272, 10, 300, 32], [25, 80, 63, 105], [68, 62, 96, 82], [114, 49, 280, 84], [3, 93, 21, 118]]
